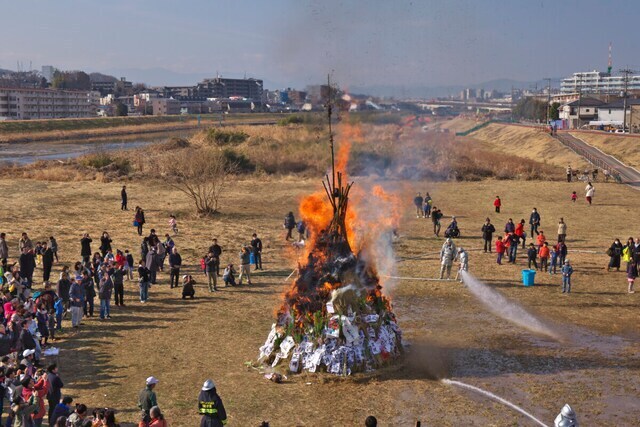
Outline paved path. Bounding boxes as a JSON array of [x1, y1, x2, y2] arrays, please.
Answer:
[[554, 132, 640, 187]]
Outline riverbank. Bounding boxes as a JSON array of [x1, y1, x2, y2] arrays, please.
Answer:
[[0, 113, 282, 143]]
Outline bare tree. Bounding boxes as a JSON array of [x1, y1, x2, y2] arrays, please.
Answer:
[[161, 148, 233, 215]]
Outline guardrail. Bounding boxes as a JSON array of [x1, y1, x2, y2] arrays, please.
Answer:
[[554, 134, 622, 183]]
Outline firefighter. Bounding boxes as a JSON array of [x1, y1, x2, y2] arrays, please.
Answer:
[[198, 379, 227, 427]]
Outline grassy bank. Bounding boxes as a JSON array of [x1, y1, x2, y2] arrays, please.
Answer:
[[469, 123, 590, 168], [570, 131, 640, 169], [0, 113, 282, 143]]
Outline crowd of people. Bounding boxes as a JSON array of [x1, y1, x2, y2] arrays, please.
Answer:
[[425, 179, 633, 295], [0, 187, 258, 426]]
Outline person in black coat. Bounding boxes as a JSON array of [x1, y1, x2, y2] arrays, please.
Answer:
[[250, 233, 263, 270], [80, 234, 92, 264], [481, 218, 496, 253], [208, 239, 223, 276], [607, 238, 623, 272], [16, 320, 36, 357], [121, 185, 128, 210], [99, 232, 112, 258], [284, 212, 296, 241], [42, 243, 54, 283], [19, 250, 35, 287], [198, 380, 227, 427], [46, 363, 64, 424]]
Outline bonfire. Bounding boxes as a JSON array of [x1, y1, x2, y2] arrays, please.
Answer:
[[258, 104, 403, 376]]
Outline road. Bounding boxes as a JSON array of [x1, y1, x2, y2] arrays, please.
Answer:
[[554, 131, 640, 187]]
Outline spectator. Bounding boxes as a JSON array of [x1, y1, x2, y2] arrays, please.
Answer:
[[112, 264, 125, 307], [251, 233, 263, 270], [69, 276, 84, 329], [80, 234, 92, 265], [607, 239, 623, 272], [0, 232, 8, 272], [504, 218, 515, 234], [561, 260, 573, 293], [238, 247, 252, 285], [168, 215, 178, 235], [549, 245, 559, 275], [121, 185, 128, 210], [204, 253, 218, 292], [627, 259, 637, 294], [47, 364, 64, 424], [98, 272, 113, 320], [284, 212, 296, 241], [208, 239, 222, 276], [135, 207, 146, 237], [431, 207, 443, 237], [181, 275, 195, 299], [493, 196, 501, 213], [138, 376, 159, 421], [527, 243, 539, 270], [585, 182, 595, 206], [481, 218, 495, 253], [413, 193, 424, 218], [539, 242, 550, 272], [67, 403, 88, 427], [100, 232, 113, 258], [49, 236, 59, 263], [42, 242, 54, 283], [49, 396, 73, 426], [223, 264, 236, 287], [495, 237, 505, 265], [138, 260, 151, 304], [515, 219, 526, 249], [529, 208, 541, 238], [557, 218, 567, 242], [168, 247, 182, 289]]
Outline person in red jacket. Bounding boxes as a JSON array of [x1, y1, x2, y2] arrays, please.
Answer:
[[515, 219, 526, 249], [493, 196, 501, 213], [21, 373, 49, 425], [495, 237, 505, 265]]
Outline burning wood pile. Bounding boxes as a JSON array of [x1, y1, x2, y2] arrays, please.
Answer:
[[258, 168, 403, 375]]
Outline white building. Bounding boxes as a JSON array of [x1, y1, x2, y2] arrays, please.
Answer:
[[558, 97, 605, 129], [0, 87, 93, 120], [561, 70, 640, 95]]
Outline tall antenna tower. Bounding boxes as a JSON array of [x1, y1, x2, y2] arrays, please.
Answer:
[[607, 42, 612, 74]]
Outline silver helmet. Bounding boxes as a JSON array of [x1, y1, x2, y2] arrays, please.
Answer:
[[202, 379, 215, 391]]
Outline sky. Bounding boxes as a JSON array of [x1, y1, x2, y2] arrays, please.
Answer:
[[1, 0, 639, 90]]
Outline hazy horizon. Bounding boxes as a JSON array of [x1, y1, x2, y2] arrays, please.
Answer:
[[2, 0, 640, 90]]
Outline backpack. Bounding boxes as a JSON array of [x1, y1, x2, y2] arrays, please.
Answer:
[[296, 221, 306, 233]]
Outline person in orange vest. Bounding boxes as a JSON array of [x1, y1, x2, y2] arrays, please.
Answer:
[[539, 242, 550, 272], [493, 196, 501, 213]]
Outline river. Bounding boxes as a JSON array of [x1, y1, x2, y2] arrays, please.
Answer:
[[0, 129, 197, 164]]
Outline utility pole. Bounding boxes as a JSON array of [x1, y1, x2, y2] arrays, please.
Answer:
[[575, 74, 583, 130], [620, 68, 634, 132], [545, 77, 552, 125]]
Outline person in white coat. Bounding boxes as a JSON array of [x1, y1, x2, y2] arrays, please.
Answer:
[[439, 238, 457, 280], [585, 182, 595, 206], [454, 247, 468, 282]]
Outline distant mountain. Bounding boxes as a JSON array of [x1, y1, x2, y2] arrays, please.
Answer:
[[100, 68, 214, 86], [351, 78, 561, 99]]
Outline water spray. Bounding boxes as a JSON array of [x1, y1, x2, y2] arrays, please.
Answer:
[[460, 271, 560, 340], [441, 379, 550, 427]]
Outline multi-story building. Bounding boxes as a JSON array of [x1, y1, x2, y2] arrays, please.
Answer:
[[561, 70, 640, 95], [158, 77, 263, 101], [0, 87, 93, 120], [91, 77, 133, 95]]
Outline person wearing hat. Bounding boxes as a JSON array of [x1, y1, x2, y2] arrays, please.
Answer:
[[138, 376, 159, 421], [198, 379, 227, 427], [439, 238, 457, 280], [561, 260, 573, 294], [20, 349, 36, 377]]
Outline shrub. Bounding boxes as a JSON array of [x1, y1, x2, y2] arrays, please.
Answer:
[[205, 128, 248, 145], [222, 149, 255, 173], [79, 152, 114, 169], [278, 115, 305, 126]]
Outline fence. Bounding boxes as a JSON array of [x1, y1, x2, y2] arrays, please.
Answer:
[[555, 134, 623, 183]]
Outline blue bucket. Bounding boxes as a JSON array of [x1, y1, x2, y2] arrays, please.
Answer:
[[249, 252, 255, 265], [522, 269, 536, 286]]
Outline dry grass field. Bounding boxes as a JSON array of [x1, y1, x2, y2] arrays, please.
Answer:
[[471, 124, 590, 169], [0, 174, 638, 426], [571, 131, 640, 169]]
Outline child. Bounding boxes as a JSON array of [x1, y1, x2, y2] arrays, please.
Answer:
[[47, 308, 56, 341], [527, 243, 539, 270], [627, 260, 637, 294], [495, 237, 505, 265], [36, 304, 49, 346], [125, 250, 135, 281], [223, 264, 237, 287], [539, 242, 550, 272], [561, 260, 573, 293], [169, 214, 178, 235], [54, 297, 64, 331], [571, 191, 577, 203], [549, 246, 558, 275], [493, 196, 501, 213], [35, 242, 43, 266]]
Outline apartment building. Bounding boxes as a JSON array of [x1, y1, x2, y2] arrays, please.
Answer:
[[0, 87, 93, 120], [561, 70, 640, 95]]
